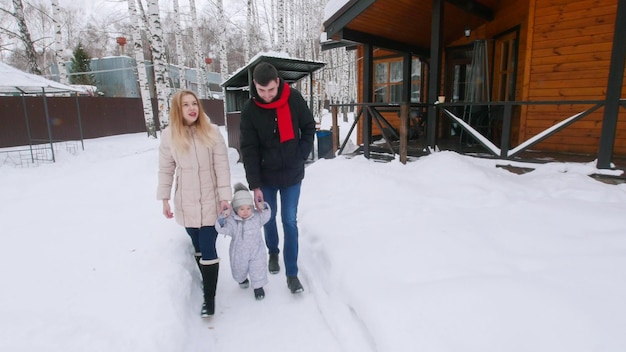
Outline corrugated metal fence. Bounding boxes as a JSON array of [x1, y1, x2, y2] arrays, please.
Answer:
[[0, 96, 224, 148]]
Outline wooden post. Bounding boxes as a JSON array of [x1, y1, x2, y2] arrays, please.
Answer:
[[426, 0, 444, 149], [499, 103, 512, 158], [597, 0, 626, 169], [400, 103, 409, 164], [332, 105, 339, 154], [363, 44, 373, 159]]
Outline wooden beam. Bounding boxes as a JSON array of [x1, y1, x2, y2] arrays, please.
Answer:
[[363, 44, 373, 158], [597, 0, 626, 169], [332, 106, 339, 155], [402, 52, 412, 103], [400, 103, 409, 164], [339, 28, 430, 57], [426, 0, 444, 148], [400, 53, 411, 164], [446, 0, 494, 21]]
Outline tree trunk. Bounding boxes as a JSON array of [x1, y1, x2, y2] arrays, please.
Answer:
[[51, 0, 69, 85], [12, 0, 41, 75], [189, 0, 207, 99], [276, 0, 284, 52], [128, 0, 156, 138], [147, 0, 171, 130], [172, 0, 186, 90], [245, 0, 253, 63], [217, 0, 228, 123], [341, 50, 351, 121]]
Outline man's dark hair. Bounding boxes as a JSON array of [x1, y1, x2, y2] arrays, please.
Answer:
[[252, 62, 279, 86]]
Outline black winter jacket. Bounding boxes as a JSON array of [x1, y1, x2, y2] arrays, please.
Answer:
[[240, 79, 316, 190]]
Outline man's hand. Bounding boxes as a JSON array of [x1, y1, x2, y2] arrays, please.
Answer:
[[253, 188, 264, 211]]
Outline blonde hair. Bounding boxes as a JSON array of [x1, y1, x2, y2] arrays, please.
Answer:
[[168, 90, 219, 152]]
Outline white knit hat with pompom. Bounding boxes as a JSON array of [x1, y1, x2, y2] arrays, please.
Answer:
[[231, 182, 253, 211]]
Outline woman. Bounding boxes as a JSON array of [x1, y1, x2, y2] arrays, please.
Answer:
[[157, 89, 232, 318]]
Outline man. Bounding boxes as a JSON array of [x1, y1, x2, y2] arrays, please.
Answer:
[[239, 62, 316, 294]]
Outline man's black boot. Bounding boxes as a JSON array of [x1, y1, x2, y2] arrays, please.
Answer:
[[268, 253, 280, 274], [287, 276, 304, 294]]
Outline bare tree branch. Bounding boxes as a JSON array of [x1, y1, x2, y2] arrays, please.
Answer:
[[12, 0, 41, 74]]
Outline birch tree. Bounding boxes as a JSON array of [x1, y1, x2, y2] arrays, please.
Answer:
[[289, 0, 296, 55], [135, 0, 149, 26], [147, 0, 172, 130], [0, 7, 10, 59], [341, 49, 352, 120], [11, 0, 40, 74], [217, 0, 228, 77], [306, 1, 315, 60], [172, 0, 186, 89], [50, 0, 68, 85], [133, 0, 152, 60], [244, 0, 253, 62], [217, 0, 228, 121], [189, 0, 207, 98], [128, 0, 156, 137], [276, 0, 284, 52]]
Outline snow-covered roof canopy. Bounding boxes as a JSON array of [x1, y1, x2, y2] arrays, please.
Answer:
[[221, 52, 325, 89], [0, 62, 85, 94]]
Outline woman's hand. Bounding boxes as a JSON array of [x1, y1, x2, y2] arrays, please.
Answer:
[[162, 200, 174, 218], [220, 200, 231, 217]]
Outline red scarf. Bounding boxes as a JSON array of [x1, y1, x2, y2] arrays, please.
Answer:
[[253, 82, 294, 143]]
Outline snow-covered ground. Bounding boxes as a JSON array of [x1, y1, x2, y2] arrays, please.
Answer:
[[1, 113, 626, 352]]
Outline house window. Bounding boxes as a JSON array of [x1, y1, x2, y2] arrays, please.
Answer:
[[445, 45, 473, 102], [374, 58, 421, 103], [493, 31, 518, 101], [410, 58, 422, 102], [374, 62, 389, 102]]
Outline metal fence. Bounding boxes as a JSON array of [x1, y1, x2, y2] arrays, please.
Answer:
[[0, 96, 224, 166]]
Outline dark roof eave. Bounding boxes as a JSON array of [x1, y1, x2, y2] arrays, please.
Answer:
[[320, 38, 360, 51], [323, 0, 376, 38], [221, 55, 326, 88], [340, 28, 430, 58]]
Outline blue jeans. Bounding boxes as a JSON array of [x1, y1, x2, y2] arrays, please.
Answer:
[[262, 182, 301, 277], [186, 226, 218, 260]]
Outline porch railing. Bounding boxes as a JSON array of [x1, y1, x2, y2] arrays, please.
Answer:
[[329, 99, 625, 168]]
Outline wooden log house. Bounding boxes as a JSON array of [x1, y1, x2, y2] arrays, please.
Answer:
[[322, 0, 626, 168]]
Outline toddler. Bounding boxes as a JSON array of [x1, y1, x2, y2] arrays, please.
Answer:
[[216, 183, 271, 300]]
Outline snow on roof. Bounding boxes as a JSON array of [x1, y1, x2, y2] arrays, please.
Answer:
[[323, 0, 351, 22], [0, 61, 85, 94]]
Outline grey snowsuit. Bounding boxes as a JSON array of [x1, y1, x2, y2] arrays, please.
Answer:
[[216, 204, 271, 289]]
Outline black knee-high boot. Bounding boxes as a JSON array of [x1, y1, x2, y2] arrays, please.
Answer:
[[194, 252, 202, 274], [199, 259, 219, 317]]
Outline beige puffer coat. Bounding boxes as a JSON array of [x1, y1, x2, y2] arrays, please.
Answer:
[[157, 125, 232, 228]]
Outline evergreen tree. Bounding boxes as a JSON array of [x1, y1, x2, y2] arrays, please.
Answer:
[[70, 43, 96, 85]]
